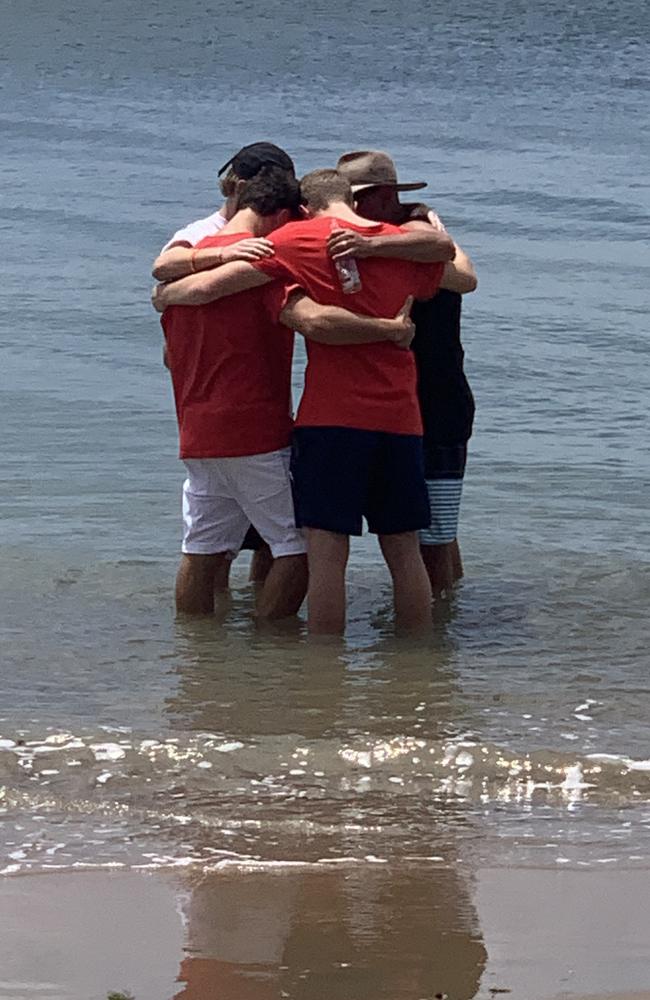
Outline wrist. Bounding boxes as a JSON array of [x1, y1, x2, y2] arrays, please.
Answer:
[[381, 318, 399, 340], [362, 236, 377, 257], [191, 247, 223, 272]]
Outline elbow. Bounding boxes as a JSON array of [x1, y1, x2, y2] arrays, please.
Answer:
[[439, 235, 456, 262], [284, 306, 321, 340], [440, 267, 478, 295], [453, 274, 478, 294], [301, 314, 329, 340]]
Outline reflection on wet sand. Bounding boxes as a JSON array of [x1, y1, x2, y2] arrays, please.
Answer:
[[168, 618, 485, 999], [174, 867, 486, 1000]]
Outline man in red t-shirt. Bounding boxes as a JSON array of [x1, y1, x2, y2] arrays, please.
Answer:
[[160, 167, 416, 620], [153, 169, 460, 635]]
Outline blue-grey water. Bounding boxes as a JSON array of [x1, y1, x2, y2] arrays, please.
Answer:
[[1, 1, 650, 997]]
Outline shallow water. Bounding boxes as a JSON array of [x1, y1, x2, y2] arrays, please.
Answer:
[[1, 0, 650, 995]]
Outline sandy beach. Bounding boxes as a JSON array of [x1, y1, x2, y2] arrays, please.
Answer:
[[1, 866, 649, 1000]]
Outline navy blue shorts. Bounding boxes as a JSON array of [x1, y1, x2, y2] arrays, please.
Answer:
[[291, 427, 431, 536]]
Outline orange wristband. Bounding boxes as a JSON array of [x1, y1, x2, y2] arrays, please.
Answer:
[[189, 249, 199, 273]]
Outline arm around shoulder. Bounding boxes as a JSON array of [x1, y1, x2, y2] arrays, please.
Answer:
[[369, 224, 455, 263], [152, 242, 192, 281], [151, 261, 271, 310], [280, 292, 415, 348]]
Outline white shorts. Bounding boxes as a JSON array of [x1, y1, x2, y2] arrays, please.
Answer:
[[181, 448, 306, 559]]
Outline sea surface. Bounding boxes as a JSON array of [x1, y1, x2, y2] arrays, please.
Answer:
[[1, 0, 649, 997]]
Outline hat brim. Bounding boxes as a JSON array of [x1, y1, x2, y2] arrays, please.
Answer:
[[351, 180, 427, 193]]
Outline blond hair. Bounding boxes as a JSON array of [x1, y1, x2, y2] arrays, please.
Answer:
[[300, 169, 354, 211]]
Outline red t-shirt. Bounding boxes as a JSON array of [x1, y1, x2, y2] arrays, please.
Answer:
[[253, 216, 443, 435], [162, 231, 294, 459]]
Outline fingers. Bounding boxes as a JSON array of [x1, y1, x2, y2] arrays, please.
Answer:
[[394, 331, 415, 350], [151, 284, 166, 312], [234, 247, 275, 261], [231, 238, 275, 261], [427, 210, 446, 232], [327, 228, 358, 259], [237, 237, 273, 250], [395, 295, 414, 319], [244, 238, 274, 254], [329, 246, 353, 260], [326, 227, 346, 242], [328, 239, 357, 260]]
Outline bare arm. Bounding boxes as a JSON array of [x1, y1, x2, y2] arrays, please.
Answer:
[[152, 238, 274, 281], [152, 240, 191, 281], [152, 261, 272, 311], [401, 205, 477, 293], [401, 203, 446, 231], [328, 224, 455, 264], [440, 243, 478, 294], [280, 293, 415, 349]]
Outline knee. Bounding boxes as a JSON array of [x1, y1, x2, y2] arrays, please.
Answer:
[[380, 532, 421, 568], [275, 553, 309, 576], [306, 530, 349, 570]]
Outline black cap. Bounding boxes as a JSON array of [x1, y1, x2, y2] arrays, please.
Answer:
[[218, 142, 295, 179]]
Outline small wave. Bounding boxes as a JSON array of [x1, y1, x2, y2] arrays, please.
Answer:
[[2, 729, 650, 805], [3, 728, 650, 876], [0, 728, 650, 797], [0, 853, 402, 878]]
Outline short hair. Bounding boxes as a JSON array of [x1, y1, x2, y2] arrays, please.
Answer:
[[300, 169, 354, 211], [236, 165, 301, 217], [219, 168, 239, 198]]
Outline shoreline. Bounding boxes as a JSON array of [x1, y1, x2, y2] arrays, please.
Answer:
[[1, 865, 650, 1000]]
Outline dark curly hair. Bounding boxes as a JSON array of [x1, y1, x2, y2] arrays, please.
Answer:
[[236, 166, 301, 217]]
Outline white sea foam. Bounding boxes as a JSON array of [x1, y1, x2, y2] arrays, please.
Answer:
[[90, 743, 126, 762]]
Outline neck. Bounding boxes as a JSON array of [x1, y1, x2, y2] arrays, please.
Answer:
[[315, 202, 376, 227], [222, 207, 267, 237]]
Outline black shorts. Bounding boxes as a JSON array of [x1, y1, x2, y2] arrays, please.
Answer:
[[291, 427, 431, 536], [241, 525, 264, 550], [423, 442, 468, 481]]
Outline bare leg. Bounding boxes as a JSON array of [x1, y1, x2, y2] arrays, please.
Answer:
[[249, 543, 273, 584], [213, 558, 231, 592], [305, 529, 349, 635], [450, 538, 464, 582], [175, 552, 229, 615], [256, 554, 308, 620], [379, 532, 432, 632], [420, 540, 462, 598]]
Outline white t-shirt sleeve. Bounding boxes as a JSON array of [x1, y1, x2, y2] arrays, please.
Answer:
[[160, 211, 227, 252]]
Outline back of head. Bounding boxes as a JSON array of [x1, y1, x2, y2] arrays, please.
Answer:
[[219, 141, 295, 199], [300, 169, 354, 212], [236, 165, 301, 217]]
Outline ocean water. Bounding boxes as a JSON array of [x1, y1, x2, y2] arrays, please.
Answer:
[[1, 0, 650, 995]]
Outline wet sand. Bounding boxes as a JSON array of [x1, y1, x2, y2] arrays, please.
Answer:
[[1, 866, 649, 1000]]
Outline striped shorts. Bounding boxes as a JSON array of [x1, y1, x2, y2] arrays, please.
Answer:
[[419, 444, 467, 546]]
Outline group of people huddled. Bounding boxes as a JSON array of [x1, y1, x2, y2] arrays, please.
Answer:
[[151, 142, 477, 635]]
